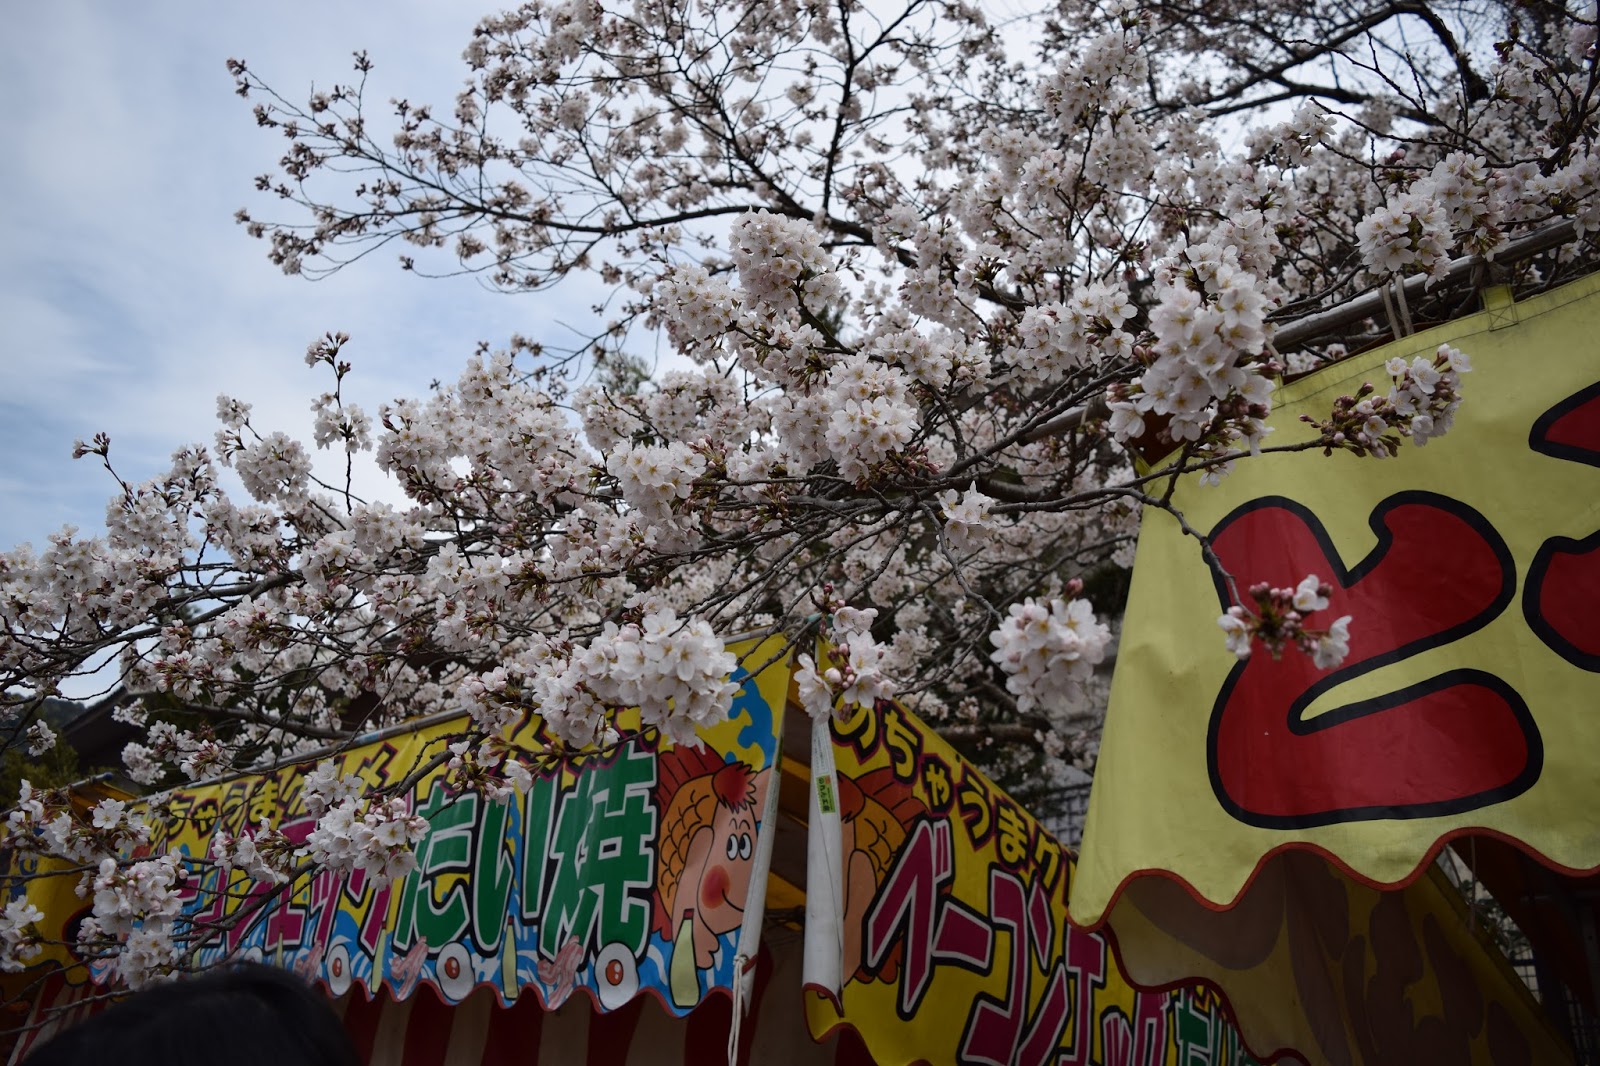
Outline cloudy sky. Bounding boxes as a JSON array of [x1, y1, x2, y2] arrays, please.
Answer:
[[0, 2, 600, 551]]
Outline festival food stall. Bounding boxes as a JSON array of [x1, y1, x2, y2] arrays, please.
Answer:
[[2, 634, 1263, 1064], [11, 290, 1595, 1064], [4, 633, 1564, 1066]]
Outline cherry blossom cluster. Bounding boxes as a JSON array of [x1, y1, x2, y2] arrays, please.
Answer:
[[209, 821, 291, 885], [446, 736, 534, 802], [302, 759, 363, 816], [1217, 575, 1353, 670], [1109, 244, 1277, 464], [795, 605, 898, 722], [729, 210, 845, 317], [301, 796, 429, 882], [82, 855, 188, 988], [280, 759, 430, 881], [1302, 344, 1472, 458], [937, 489, 1000, 553], [1037, 8, 1147, 132], [24, 720, 56, 756], [0, 900, 46, 973], [459, 608, 741, 750], [121, 723, 239, 787], [575, 609, 742, 748], [1245, 102, 1335, 169], [1007, 284, 1135, 389], [0, 783, 196, 983], [6, 785, 150, 865], [614, 441, 708, 519], [818, 356, 921, 482], [1356, 191, 1453, 280], [988, 588, 1113, 717]]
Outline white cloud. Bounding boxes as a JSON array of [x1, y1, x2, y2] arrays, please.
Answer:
[[0, 0, 609, 548]]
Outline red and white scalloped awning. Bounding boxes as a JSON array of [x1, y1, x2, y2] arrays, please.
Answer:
[[7, 933, 876, 1066]]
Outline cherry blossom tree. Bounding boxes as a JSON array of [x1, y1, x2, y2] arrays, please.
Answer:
[[2, 0, 1596, 985]]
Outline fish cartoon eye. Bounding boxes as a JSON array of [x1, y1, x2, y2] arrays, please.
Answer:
[[725, 834, 739, 860], [738, 833, 752, 860]]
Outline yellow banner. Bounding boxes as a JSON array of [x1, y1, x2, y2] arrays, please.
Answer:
[[805, 697, 1268, 1065], [10, 638, 791, 1017], [1073, 272, 1600, 923]]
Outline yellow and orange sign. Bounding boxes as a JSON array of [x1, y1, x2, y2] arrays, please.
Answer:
[[8, 638, 792, 1019], [803, 697, 1268, 1065]]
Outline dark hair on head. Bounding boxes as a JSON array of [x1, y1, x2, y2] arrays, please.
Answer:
[[21, 962, 358, 1066]]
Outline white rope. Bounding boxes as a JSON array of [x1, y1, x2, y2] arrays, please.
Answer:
[[727, 953, 750, 1066], [1379, 280, 1403, 341], [1393, 276, 1415, 336]]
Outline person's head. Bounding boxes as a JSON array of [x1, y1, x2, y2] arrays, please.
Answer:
[[22, 962, 358, 1066]]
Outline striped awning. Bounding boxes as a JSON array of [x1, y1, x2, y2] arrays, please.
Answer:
[[346, 929, 879, 1066], [9, 931, 872, 1066]]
